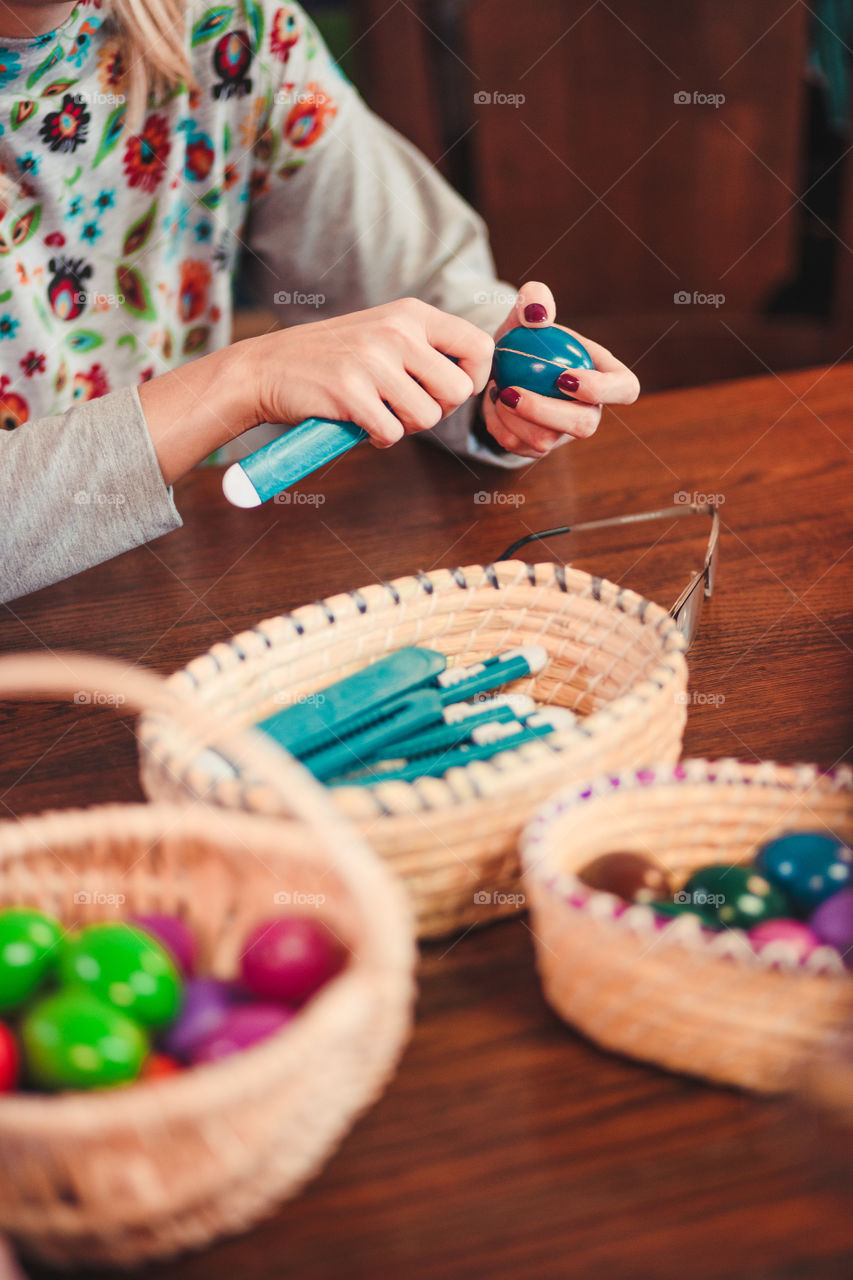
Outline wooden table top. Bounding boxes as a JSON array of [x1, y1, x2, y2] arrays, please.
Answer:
[[2, 363, 853, 1280]]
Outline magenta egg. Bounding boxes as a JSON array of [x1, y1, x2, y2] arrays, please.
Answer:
[[810, 889, 853, 961], [190, 1003, 296, 1064], [161, 977, 241, 1061], [240, 917, 345, 1005], [131, 914, 197, 977], [748, 918, 820, 962]]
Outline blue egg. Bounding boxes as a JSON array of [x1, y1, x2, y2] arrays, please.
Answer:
[[494, 325, 594, 399], [754, 830, 853, 914]]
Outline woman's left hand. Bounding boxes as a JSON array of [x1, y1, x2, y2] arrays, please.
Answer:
[[482, 280, 640, 460]]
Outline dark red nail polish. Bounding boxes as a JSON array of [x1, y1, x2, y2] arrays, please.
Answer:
[[557, 372, 580, 393], [499, 387, 520, 409], [488, 383, 499, 403], [524, 303, 547, 324]]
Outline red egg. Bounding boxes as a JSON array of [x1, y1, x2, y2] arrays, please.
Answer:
[[142, 1052, 182, 1080], [0, 1022, 18, 1092], [240, 917, 345, 1005]]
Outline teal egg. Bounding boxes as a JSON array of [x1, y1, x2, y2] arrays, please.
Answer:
[[754, 831, 853, 914], [494, 324, 594, 399]]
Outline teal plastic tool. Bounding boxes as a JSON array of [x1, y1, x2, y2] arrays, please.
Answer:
[[435, 646, 547, 704], [353, 694, 534, 766], [302, 688, 445, 782], [222, 419, 368, 508], [257, 647, 447, 758], [333, 709, 573, 786]]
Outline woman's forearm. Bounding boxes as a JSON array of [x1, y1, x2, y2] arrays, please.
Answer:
[[138, 340, 261, 485]]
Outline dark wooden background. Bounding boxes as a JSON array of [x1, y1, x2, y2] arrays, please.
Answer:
[[1, 364, 852, 1278]]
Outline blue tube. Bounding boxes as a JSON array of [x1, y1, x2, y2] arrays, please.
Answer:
[[223, 419, 368, 507]]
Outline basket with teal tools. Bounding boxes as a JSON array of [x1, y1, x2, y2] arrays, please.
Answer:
[[138, 560, 689, 939]]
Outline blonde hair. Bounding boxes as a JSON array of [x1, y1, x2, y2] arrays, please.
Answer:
[[0, 0, 194, 207], [110, 0, 194, 130]]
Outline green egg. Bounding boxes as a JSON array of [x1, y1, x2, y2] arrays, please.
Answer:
[[59, 922, 182, 1028], [0, 907, 62, 1013], [22, 989, 148, 1091], [681, 864, 789, 930]]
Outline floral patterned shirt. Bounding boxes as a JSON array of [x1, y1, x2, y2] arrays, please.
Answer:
[[0, 0, 512, 601]]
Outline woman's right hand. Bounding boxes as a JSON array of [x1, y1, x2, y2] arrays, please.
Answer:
[[141, 298, 494, 484], [249, 297, 495, 448]]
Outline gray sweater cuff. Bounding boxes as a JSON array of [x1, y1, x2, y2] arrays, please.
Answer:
[[0, 385, 182, 602]]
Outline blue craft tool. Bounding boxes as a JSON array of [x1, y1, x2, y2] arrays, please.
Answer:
[[222, 420, 368, 508], [333, 708, 575, 786], [257, 647, 447, 757], [356, 692, 536, 765], [435, 646, 547, 705], [301, 688, 445, 782]]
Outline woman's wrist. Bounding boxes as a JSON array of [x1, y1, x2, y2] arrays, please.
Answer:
[[139, 339, 264, 486]]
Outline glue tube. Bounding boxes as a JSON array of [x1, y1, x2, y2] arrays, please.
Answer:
[[222, 419, 367, 508]]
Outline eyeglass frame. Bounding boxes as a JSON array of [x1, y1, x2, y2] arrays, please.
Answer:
[[496, 502, 720, 649]]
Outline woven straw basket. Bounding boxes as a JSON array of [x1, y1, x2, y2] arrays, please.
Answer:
[[0, 653, 415, 1269], [137, 560, 688, 939], [521, 758, 853, 1094]]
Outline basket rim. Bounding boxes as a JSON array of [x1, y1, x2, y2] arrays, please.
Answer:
[[0, 801, 415, 1131], [520, 755, 853, 980], [140, 559, 688, 813]]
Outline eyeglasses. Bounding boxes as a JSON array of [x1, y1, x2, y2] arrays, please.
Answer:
[[497, 502, 720, 650]]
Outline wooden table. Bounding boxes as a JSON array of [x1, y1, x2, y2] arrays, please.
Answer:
[[2, 365, 852, 1280]]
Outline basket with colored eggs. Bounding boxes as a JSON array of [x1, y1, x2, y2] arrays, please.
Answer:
[[0, 654, 414, 1268], [521, 758, 853, 1093], [137, 560, 688, 940]]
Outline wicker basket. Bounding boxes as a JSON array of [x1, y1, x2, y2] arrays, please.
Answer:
[[0, 653, 415, 1269], [521, 757, 853, 1093], [137, 560, 688, 939]]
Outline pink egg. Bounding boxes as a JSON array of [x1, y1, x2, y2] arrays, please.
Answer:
[[240, 917, 345, 1005], [190, 1003, 296, 1064], [131, 914, 197, 977], [748, 918, 820, 962]]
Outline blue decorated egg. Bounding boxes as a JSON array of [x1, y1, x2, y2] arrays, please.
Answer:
[[494, 325, 594, 399], [754, 830, 853, 914]]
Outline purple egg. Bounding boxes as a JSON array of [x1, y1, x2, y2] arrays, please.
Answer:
[[132, 914, 197, 977], [748, 918, 820, 962], [161, 978, 240, 1061], [810, 889, 853, 961], [190, 1003, 296, 1064], [240, 917, 345, 1006]]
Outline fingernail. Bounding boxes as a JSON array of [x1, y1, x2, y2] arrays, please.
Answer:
[[557, 372, 580, 393], [524, 303, 547, 324], [488, 383, 499, 403], [499, 387, 520, 409]]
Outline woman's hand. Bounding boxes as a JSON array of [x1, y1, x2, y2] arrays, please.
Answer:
[[482, 280, 640, 460], [140, 298, 494, 484], [252, 297, 494, 448]]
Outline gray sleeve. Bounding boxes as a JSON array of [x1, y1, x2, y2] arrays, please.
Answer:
[[0, 385, 181, 603], [242, 71, 525, 469]]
